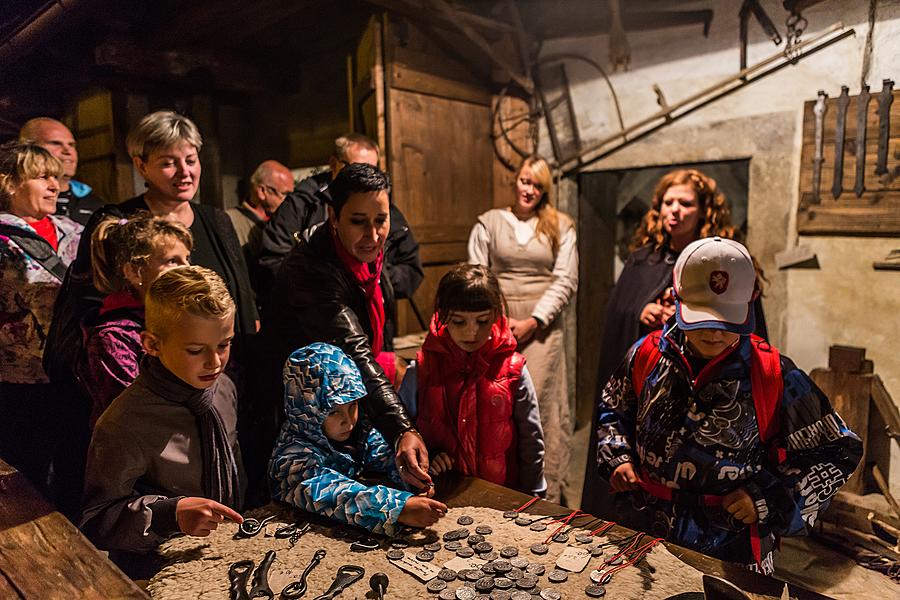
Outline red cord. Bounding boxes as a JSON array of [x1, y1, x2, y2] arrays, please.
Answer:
[[513, 496, 540, 513], [543, 510, 584, 544], [594, 537, 663, 579], [590, 521, 615, 536]]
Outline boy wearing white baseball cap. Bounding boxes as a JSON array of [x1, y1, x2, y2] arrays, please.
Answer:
[[593, 237, 861, 574]]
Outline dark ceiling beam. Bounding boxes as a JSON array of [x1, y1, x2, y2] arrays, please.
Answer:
[[364, 0, 515, 36], [0, 0, 98, 76]]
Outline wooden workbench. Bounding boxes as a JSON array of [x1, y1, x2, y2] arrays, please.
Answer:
[[436, 472, 832, 600]]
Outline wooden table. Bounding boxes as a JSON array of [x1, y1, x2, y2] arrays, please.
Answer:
[[0, 458, 148, 599], [436, 472, 832, 600]]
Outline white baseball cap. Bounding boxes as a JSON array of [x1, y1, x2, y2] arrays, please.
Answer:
[[673, 236, 756, 334]]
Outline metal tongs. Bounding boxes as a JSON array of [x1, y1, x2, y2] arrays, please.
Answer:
[[311, 565, 365, 600], [279, 549, 326, 599]]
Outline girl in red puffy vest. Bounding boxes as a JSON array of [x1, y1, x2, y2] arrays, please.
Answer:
[[398, 264, 546, 495]]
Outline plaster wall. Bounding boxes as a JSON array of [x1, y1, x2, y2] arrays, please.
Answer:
[[543, 1, 900, 490]]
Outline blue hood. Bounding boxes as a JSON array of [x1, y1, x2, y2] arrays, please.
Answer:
[[69, 179, 93, 198]]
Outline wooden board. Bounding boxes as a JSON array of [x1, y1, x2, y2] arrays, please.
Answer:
[[0, 459, 148, 599], [797, 86, 900, 236]]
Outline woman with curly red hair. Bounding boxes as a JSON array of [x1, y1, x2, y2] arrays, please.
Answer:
[[582, 168, 766, 516]]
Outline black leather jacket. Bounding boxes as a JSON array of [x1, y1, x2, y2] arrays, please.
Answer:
[[262, 224, 414, 444]]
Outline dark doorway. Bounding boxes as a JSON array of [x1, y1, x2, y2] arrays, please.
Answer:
[[575, 159, 750, 426]]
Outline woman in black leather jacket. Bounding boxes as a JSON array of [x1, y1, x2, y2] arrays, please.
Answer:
[[254, 163, 432, 499]]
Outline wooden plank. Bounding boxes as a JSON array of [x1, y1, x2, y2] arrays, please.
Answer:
[[492, 94, 533, 208], [871, 375, 900, 442], [0, 460, 147, 599], [390, 64, 491, 106], [418, 241, 467, 264], [408, 225, 473, 243], [828, 345, 868, 372]]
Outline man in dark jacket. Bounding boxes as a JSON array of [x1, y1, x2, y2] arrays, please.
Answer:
[[257, 133, 424, 343], [19, 117, 104, 225]]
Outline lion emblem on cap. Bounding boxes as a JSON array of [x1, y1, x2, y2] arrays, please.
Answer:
[[709, 271, 729, 294]]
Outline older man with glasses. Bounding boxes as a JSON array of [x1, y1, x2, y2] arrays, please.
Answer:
[[227, 160, 294, 254]]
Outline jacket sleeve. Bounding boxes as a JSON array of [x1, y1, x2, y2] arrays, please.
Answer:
[[79, 419, 181, 552], [270, 436, 412, 536], [744, 358, 863, 536], [384, 206, 424, 300], [467, 221, 491, 266], [513, 366, 546, 495], [362, 428, 407, 488], [531, 223, 578, 327], [594, 341, 641, 480], [280, 267, 414, 444]]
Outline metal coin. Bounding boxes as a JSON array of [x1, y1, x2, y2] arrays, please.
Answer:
[[506, 568, 523, 581], [510, 592, 531, 600], [529, 523, 547, 532], [476, 596, 491, 600], [529, 544, 548, 555], [479, 551, 498, 561], [456, 528, 471, 539], [608, 556, 623, 566], [516, 575, 537, 590], [589, 570, 604, 584], [490, 591, 511, 600], [551, 532, 568, 544], [525, 563, 545, 576], [481, 562, 496, 574], [475, 542, 493, 553], [494, 577, 513, 589], [503, 511, 519, 519], [500, 546, 519, 559], [468, 534, 485, 546], [466, 569, 486, 582], [458, 515, 475, 526], [514, 517, 531, 526], [439, 590, 457, 600], [591, 546, 604, 557], [417, 550, 435, 562], [456, 547, 475, 558], [428, 580, 448, 593], [539, 590, 561, 600], [575, 534, 594, 544], [547, 570, 568, 583], [509, 557, 528, 569], [456, 588, 477, 600], [444, 531, 457, 542], [476, 526, 493, 535], [492, 560, 512, 573], [439, 568, 458, 582], [386, 549, 405, 560], [445, 541, 463, 551], [475, 577, 495, 592], [425, 542, 442, 552], [585, 584, 606, 597], [391, 539, 410, 548]]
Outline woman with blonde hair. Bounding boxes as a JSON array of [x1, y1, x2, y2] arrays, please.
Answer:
[[0, 141, 82, 494], [582, 167, 767, 516], [468, 155, 578, 503]]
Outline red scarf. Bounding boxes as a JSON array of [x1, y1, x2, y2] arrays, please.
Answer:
[[331, 228, 386, 356], [100, 289, 145, 316], [31, 217, 58, 252]]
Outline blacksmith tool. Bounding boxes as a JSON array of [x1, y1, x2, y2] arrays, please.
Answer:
[[229, 559, 255, 600], [875, 79, 894, 176], [832, 85, 850, 198], [369, 572, 389, 600], [275, 521, 310, 546], [855, 84, 871, 196], [312, 564, 365, 600], [811, 90, 828, 202], [349, 536, 380, 552], [249, 550, 277, 599], [280, 549, 326, 599], [237, 515, 276, 538]]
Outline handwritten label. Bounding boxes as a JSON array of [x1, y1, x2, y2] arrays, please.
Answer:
[[391, 555, 442, 581], [442, 556, 487, 573], [555, 546, 591, 573]]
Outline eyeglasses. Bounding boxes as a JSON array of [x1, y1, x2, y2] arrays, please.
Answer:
[[263, 185, 290, 200]]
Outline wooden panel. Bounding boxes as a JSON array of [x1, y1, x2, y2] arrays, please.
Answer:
[[492, 94, 533, 208], [0, 459, 147, 599], [797, 88, 900, 236], [419, 241, 467, 264], [390, 64, 491, 106]]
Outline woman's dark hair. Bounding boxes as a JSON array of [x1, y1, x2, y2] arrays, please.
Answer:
[[329, 162, 391, 218], [435, 263, 507, 323]]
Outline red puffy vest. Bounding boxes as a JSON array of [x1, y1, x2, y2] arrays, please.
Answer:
[[415, 315, 525, 489]]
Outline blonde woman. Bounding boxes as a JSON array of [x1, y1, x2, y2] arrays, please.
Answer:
[[468, 155, 578, 502]]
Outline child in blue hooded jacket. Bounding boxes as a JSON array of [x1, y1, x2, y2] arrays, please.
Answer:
[[269, 343, 447, 535]]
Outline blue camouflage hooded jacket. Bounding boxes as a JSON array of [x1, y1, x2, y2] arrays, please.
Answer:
[[269, 343, 412, 536], [594, 325, 862, 574]]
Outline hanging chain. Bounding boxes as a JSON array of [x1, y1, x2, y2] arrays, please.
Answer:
[[784, 11, 808, 63]]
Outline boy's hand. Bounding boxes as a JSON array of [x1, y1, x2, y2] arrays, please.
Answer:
[[429, 453, 453, 476], [610, 462, 641, 492], [723, 488, 758, 524], [396, 430, 434, 491], [176, 497, 242, 537], [399, 496, 448, 528], [640, 302, 668, 327]]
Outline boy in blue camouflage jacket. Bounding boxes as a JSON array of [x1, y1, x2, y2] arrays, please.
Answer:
[[270, 343, 447, 535], [594, 237, 862, 574]]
